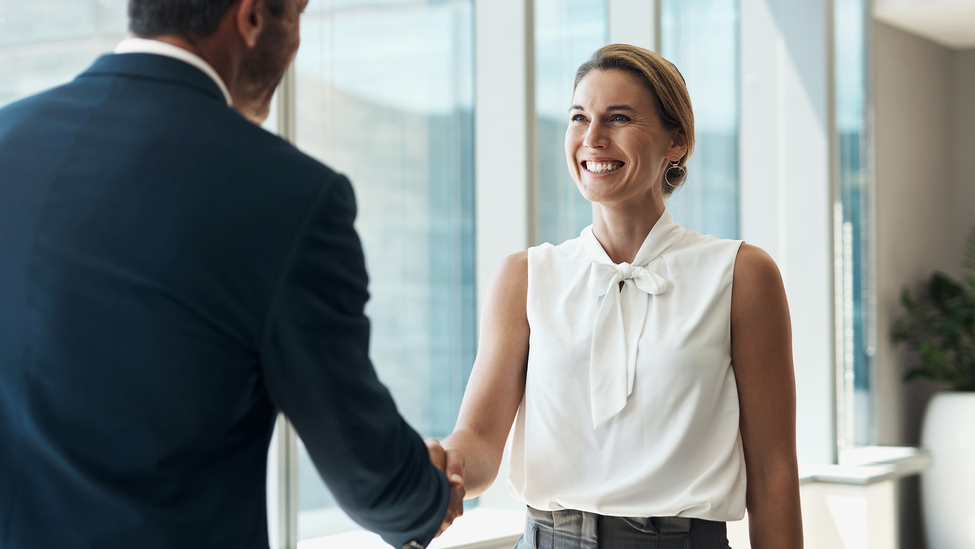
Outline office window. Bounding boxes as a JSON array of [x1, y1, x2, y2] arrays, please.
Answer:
[[291, 0, 476, 540], [835, 0, 875, 451], [0, 0, 127, 107], [534, 0, 607, 246], [660, 0, 739, 239]]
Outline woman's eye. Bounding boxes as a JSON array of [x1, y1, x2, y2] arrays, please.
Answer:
[[611, 114, 630, 122], [571, 114, 587, 122]]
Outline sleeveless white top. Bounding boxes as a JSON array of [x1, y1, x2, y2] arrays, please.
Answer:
[[507, 211, 747, 521]]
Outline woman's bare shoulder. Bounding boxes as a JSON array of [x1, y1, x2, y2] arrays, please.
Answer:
[[484, 251, 529, 316], [732, 243, 789, 323], [496, 251, 528, 282], [733, 243, 782, 289]]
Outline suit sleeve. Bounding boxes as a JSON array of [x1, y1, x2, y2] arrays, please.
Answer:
[[259, 173, 449, 549]]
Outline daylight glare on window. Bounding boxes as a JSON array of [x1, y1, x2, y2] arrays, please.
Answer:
[[290, 0, 476, 540]]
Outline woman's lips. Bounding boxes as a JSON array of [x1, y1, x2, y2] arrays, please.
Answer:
[[583, 160, 624, 174]]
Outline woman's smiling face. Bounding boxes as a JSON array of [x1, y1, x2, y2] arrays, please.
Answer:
[[565, 68, 686, 206]]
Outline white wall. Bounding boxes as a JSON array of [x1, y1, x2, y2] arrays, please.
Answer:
[[874, 0, 975, 49], [950, 49, 975, 253], [474, 0, 535, 311], [607, 0, 657, 51], [872, 20, 975, 548], [740, 0, 835, 465], [873, 19, 955, 452], [873, 18, 975, 449]]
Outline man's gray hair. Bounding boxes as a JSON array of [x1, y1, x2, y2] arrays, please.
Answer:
[[129, 0, 286, 38]]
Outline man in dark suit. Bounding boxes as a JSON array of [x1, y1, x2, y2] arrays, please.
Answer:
[[0, 0, 463, 547]]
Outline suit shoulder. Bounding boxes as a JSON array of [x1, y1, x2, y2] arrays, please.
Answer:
[[227, 115, 337, 177], [207, 112, 350, 204], [0, 83, 75, 128]]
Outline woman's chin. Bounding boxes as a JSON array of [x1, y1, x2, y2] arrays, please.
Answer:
[[576, 182, 632, 205]]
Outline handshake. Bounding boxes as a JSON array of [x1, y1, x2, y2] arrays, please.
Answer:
[[425, 439, 467, 538]]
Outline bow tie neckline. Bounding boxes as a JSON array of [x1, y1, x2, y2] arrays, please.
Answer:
[[580, 211, 684, 428]]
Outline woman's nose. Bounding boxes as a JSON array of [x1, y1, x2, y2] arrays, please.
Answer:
[[583, 122, 608, 149]]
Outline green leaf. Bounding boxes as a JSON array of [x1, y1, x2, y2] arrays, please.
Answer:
[[919, 340, 950, 369], [930, 273, 965, 307], [891, 242, 975, 389], [890, 320, 912, 342], [904, 368, 929, 382]]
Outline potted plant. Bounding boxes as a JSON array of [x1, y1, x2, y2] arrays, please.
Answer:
[[891, 226, 975, 549]]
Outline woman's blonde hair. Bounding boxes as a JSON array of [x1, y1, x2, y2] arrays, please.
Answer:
[[574, 44, 695, 197]]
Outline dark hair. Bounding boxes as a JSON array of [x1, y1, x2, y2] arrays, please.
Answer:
[[575, 44, 695, 197], [129, 0, 286, 38]]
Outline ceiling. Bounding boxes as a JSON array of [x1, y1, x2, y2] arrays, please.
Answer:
[[874, 0, 975, 49]]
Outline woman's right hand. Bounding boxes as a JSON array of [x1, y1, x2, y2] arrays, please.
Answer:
[[426, 438, 466, 537], [440, 251, 531, 498], [425, 438, 465, 487]]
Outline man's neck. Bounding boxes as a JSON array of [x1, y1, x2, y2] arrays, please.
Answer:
[[145, 34, 238, 99]]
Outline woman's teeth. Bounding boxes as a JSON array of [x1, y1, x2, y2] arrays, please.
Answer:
[[585, 161, 623, 173]]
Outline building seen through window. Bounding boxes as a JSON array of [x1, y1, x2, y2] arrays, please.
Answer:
[[0, 0, 128, 106], [835, 0, 875, 451], [660, 0, 739, 240], [534, 0, 608, 246], [291, 0, 475, 540]]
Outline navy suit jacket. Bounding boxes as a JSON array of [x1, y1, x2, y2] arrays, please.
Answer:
[[0, 53, 449, 548]]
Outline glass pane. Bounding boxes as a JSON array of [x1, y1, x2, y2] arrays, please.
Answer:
[[0, 0, 128, 108], [534, 0, 608, 246], [835, 0, 874, 452], [291, 0, 475, 540], [660, 0, 739, 239]]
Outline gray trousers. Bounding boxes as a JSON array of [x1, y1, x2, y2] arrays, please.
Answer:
[[514, 506, 732, 549]]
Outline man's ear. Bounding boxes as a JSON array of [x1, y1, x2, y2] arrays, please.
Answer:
[[236, 0, 266, 48]]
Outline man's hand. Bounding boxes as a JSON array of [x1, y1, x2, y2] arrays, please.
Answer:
[[426, 439, 465, 537]]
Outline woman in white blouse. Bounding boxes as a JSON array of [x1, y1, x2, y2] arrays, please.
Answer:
[[429, 44, 802, 548]]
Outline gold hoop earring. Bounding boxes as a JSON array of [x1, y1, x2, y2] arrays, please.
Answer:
[[666, 156, 687, 183]]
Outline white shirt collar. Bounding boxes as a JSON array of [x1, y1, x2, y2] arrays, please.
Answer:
[[114, 37, 233, 106], [581, 211, 684, 428]]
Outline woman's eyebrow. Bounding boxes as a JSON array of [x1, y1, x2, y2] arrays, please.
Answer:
[[568, 105, 637, 112]]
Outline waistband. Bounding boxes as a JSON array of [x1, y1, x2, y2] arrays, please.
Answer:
[[524, 506, 728, 548]]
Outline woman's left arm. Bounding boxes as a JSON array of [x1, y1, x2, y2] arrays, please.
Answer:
[[731, 244, 803, 549]]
